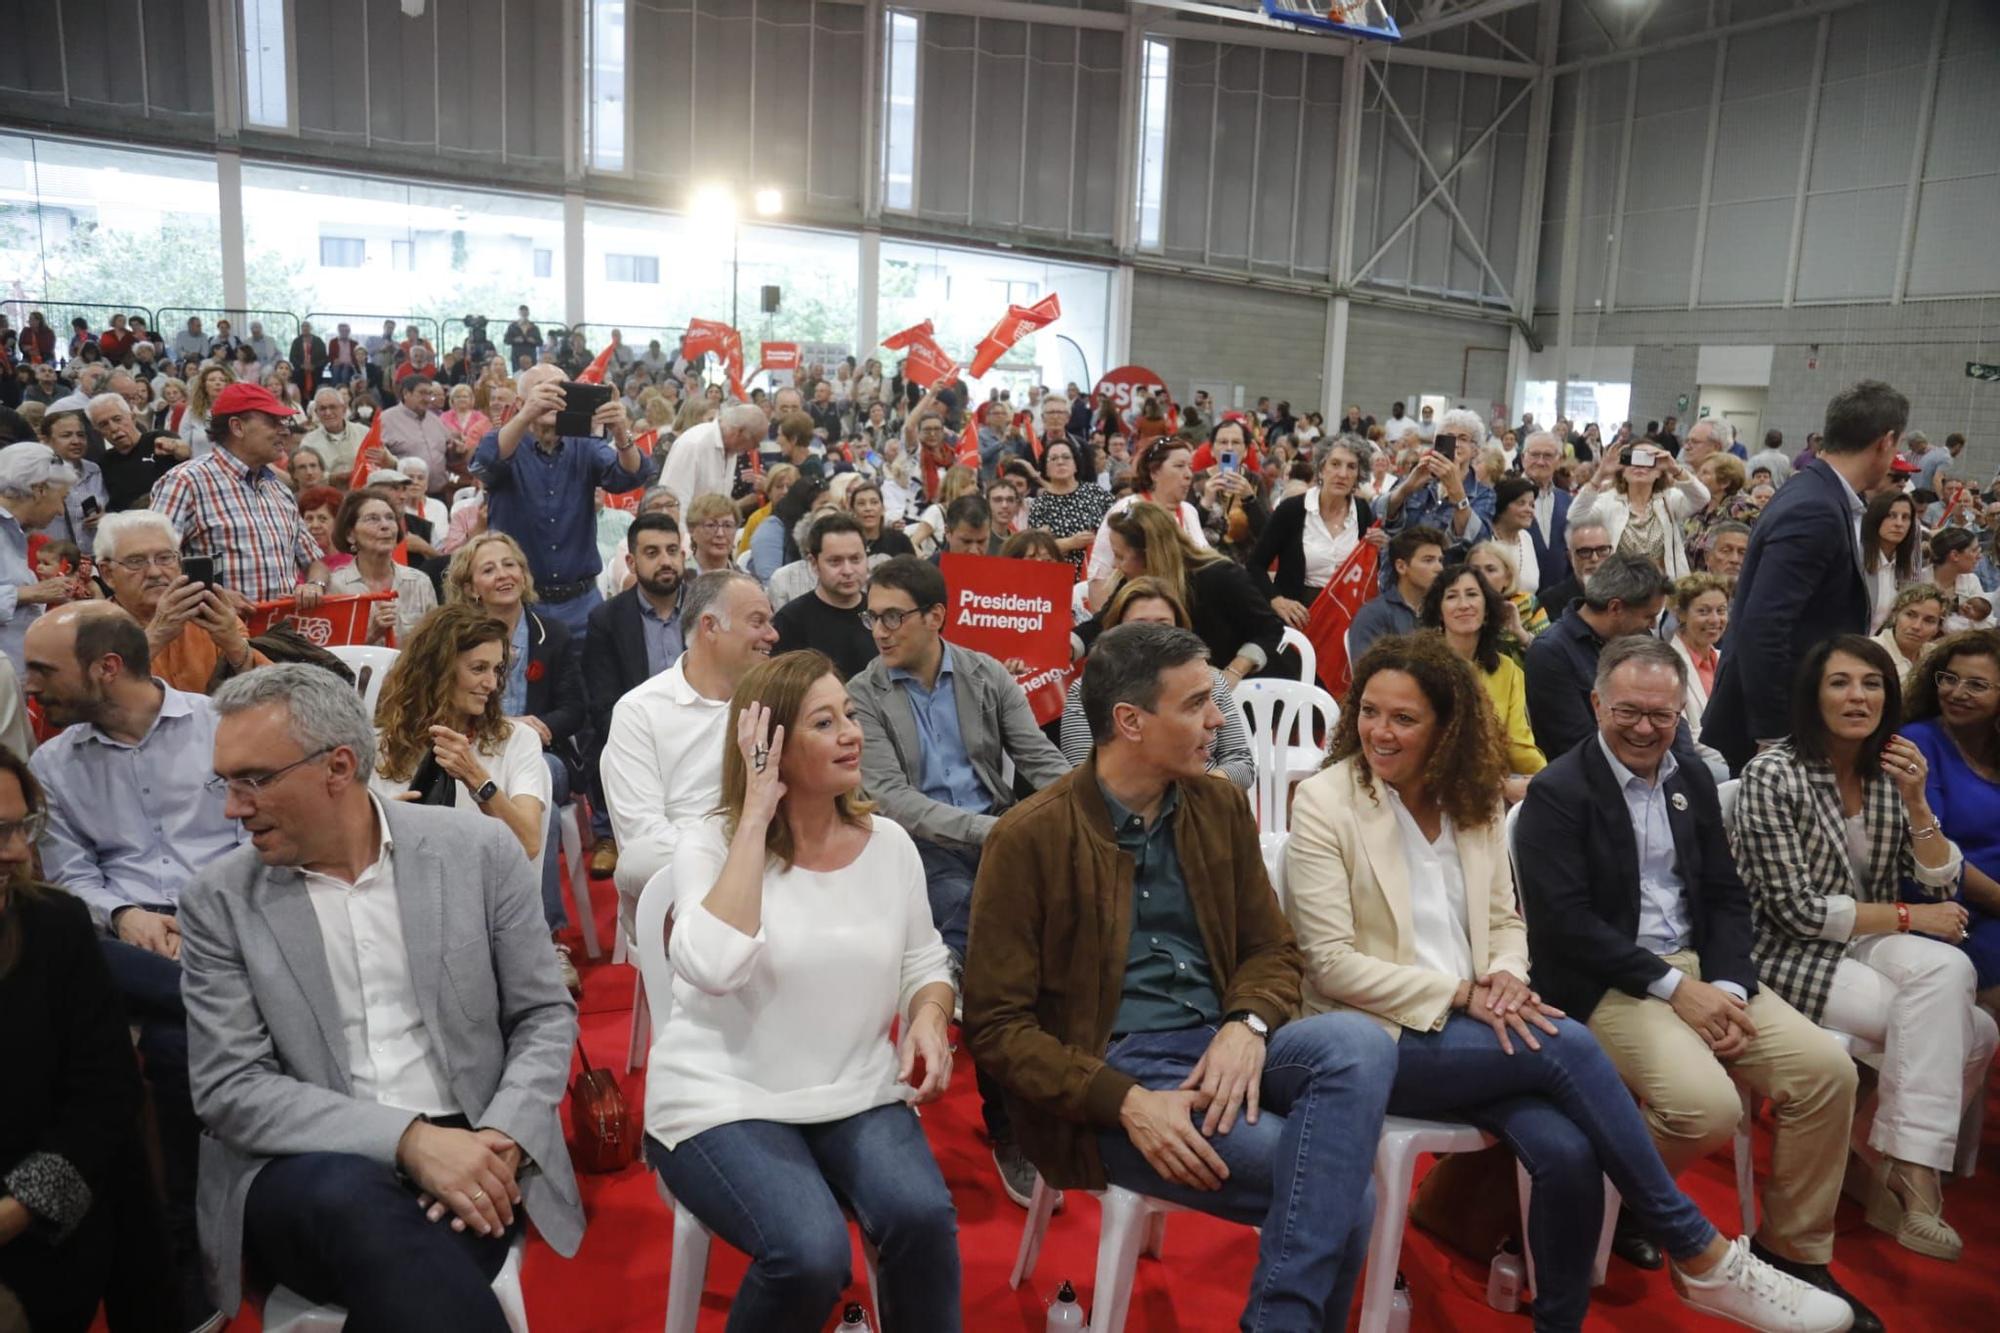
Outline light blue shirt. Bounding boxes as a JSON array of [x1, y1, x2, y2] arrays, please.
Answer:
[[29, 683, 247, 931], [640, 587, 686, 677], [749, 514, 789, 584], [502, 613, 530, 716], [1596, 735, 1745, 1003], [888, 644, 989, 818]]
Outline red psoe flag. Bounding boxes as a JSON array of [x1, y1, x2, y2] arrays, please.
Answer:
[[347, 411, 386, 490], [882, 320, 958, 389], [956, 416, 981, 470], [682, 318, 748, 399], [1303, 537, 1382, 700], [575, 342, 617, 385], [967, 293, 1061, 377]]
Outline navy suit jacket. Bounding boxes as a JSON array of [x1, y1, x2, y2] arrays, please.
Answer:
[[1701, 459, 1869, 772], [1527, 487, 1572, 588], [582, 587, 655, 746], [1515, 736, 1758, 1022]]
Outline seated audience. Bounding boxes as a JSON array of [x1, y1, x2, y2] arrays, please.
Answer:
[[603, 571, 777, 933], [1860, 491, 1921, 632], [1467, 537, 1547, 637], [845, 478, 916, 561], [1705, 519, 1751, 580], [1524, 554, 1672, 759], [1246, 435, 1377, 629], [1058, 577, 1254, 789], [88, 391, 181, 511], [0, 443, 75, 679], [1899, 631, 2000, 1012], [644, 650, 960, 1331], [1085, 437, 1209, 601], [1347, 525, 1447, 663], [1516, 636, 1872, 1329], [965, 622, 1396, 1329], [96, 511, 270, 694], [180, 665, 583, 1329], [1518, 430, 1573, 588], [1025, 438, 1109, 578], [1670, 573, 1731, 740], [1569, 441, 1709, 579], [907, 465, 979, 556], [0, 747, 170, 1333], [1288, 633, 1848, 1332], [1872, 584, 1947, 687], [287, 444, 327, 490], [1417, 563, 1544, 799], [997, 529, 1063, 563], [38, 408, 107, 556], [684, 492, 740, 577], [1487, 475, 1543, 596], [1104, 501, 1284, 684], [1734, 635, 1994, 1263], [1685, 452, 1760, 570], [850, 555, 1070, 1204], [298, 485, 346, 565], [1533, 519, 1613, 619], [1380, 408, 1495, 553], [327, 486, 438, 645], [300, 387, 368, 480], [772, 512, 875, 679]]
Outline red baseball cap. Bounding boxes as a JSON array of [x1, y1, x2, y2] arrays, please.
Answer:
[[1891, 455, 1921, 475], [211, 381, 295, 421]]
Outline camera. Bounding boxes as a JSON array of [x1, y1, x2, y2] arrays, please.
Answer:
[[465, 315, 488, 333]]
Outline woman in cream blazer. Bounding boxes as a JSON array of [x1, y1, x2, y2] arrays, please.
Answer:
[[1286, 635, 1751, 1331], [1567, 444, 1710, 581]]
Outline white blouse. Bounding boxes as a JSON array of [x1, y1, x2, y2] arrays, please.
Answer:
[[1300, 486, 1360, 590], [645, 815, 954, 1149], [1385, 788, 1475, 983], [368, 721, 550, 879]]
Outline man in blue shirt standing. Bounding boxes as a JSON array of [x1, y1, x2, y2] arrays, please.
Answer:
[[24, 601, 245, 1331], [472, 363, 651, 637]]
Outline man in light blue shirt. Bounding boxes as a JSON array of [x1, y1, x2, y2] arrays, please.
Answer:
[[23, 602, 244, 1329]]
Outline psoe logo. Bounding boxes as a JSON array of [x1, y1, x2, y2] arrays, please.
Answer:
[[290, 615, 335, 647]]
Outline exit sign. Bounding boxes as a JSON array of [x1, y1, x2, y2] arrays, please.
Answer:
[[1970, 361, 2000, 382]]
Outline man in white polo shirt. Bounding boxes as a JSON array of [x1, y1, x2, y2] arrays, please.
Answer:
[[656, 403, 766, 512]]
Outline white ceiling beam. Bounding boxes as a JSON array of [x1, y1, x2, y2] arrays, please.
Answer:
[[1144, 16, 1535, 78], [1399, 0, 1541, 42]]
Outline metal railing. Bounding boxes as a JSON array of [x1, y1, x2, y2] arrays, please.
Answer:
[[0, 300, 159, 363], [152, 307, 303, 366]]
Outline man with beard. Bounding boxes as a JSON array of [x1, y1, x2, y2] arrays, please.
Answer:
[[772, 511, 874, 678], [583, 512, 686, 754], [23, 601, 245, 1331]]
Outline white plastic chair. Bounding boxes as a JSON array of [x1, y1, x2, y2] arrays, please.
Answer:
[[1262, 831, 1289, 916], [1234, 677, 1340, 836], [326, 644, 399, 716], [1280, 625, 1317, 686], [636, 871, 881, 1333], [261, 1230, 529, 1332], [1716, 778, 1740, 824], [555, 796, 605, 960], [1009, 1179, 1186, 1333]]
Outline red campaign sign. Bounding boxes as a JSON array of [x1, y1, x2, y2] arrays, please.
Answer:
[[1303, 538, 1381, 700], [760, 342, 800, 372], [939, 553, 1076, 726], [968, 294, 1061, 377], [1093, 365, 1177, 421], [244, 591, 398, 648]]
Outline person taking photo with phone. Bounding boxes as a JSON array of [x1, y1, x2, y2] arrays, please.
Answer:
[[1568, 440, 1711, 580]]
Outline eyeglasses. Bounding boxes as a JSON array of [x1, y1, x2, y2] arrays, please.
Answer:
[[1934, 670, 1997, 699], [1572, 544, 1615, 561], [0, 811, 48, 845], [108, 551, 182, 572], [694, 520, 734, 534], [205, 747, 333, 799], [860, 606, 935, 633], [1607, 705, 1680, 731]]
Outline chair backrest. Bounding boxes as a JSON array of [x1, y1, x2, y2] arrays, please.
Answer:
[[1717, 777, 1740, 825], [635, 867, 678, 1046], [1234, 676, 1341, 835], [326, 644, 399, 715], [1280, 625, 1317, 686], [1261, 830, 1290, 916], [1503, 800, 1526, 916]]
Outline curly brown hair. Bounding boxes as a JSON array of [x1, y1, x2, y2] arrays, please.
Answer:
[[1901, 628, 2000, 728], [1327, 632, 1509, 831], [373, 602, 516, 782]]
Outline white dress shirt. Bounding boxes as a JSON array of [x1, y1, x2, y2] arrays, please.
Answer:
[[601, 655, 731, 906], [1299, 486, 1360, 590], [303, 794, 460, 1117], [657, 419, 732, 513], [1384, 788, 1475, 983], [367, 722, 549, 880]]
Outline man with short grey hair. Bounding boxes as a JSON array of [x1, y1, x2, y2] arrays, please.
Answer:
[[90, 391, 181, 511], [1519, 430, 1573, 585], [181, 663, 584, 1327], [302, 386, 369, 479], [657, 402, 767, 513]]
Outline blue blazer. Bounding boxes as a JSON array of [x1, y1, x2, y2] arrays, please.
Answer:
[[1527, 487, 1572, 588], [1516, 736, 1758, 1022], [1700, 459, 1869, 772]]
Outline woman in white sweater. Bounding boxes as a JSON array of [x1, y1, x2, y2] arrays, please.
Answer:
[[1568, 441, 1710, 580], [644, 649, 961, 1333]]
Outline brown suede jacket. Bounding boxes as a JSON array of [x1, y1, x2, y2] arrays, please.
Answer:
[[961, 754, 1303, 1190]]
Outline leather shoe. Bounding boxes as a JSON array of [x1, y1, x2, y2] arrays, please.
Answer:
[[588, 840, 618, 879], [1751, 1240, 1884, 1332], [1611, 1208, 1663, 1270]]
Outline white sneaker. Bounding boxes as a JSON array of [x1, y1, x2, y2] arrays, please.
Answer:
[[1671, 1236, 1854, 1332]]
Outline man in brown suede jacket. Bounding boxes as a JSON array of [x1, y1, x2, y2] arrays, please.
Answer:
[[964, 623, 1396, 1331]]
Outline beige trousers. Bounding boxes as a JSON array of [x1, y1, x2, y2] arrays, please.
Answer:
[[1587, 949, 1858, 1264]]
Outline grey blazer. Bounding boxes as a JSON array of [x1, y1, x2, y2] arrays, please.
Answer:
[[848, 640, 1071, 849], [176, 800, 585, 1313]]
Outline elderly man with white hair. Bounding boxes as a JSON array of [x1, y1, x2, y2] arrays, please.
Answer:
[[470, 362, 651, 635], [301, 386, 369, 479], [89, 391, 182, 512], [0, 443, 78, 677], [1380, 405, 1494, 551], [396, 455, 451, 537], [95, 509, 270, 694], [657, 400, 767, 514]]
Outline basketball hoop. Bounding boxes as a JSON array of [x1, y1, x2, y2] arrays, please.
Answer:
[[1260, 0, 1402, 41]]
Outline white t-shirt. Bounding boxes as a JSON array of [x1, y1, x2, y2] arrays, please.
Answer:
[[369, 721, 550, 880], [644, 815, 954, 1148]]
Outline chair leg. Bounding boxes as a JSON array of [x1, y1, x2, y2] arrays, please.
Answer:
[[624, 975, 651, 1076], [1591, 1179, 1619, 1287], [1515, 1160, 1537, 1301], [861, 1233, 883, 1329], [1956, 1085, 1983, 1179], [494, 1238, 531, 1333], [1091, 1191, 1151, 1333], [1142, 1208, 1168, 1260], [1357, 1139, 1417, 1333], [565, 801, 603, 961], [1734, 1084, 1758, 1238], [1008, 1177, 1060, 1291], [665, 1202, 712, 1333]]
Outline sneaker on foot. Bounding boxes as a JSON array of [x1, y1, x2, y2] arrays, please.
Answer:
[[992, 1141, 1041, 1209], [555, 942, 582, 995], [1672, 1236, 1854, 1332]]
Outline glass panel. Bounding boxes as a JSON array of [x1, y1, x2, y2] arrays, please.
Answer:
[[588, 0, 628, 172], [1137, 39, 1170, 250], [881, 11, 919, 212], [241, 0, 290, 130]]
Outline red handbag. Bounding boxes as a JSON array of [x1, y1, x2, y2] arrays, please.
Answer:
[[566, 1044, 639, 1173]]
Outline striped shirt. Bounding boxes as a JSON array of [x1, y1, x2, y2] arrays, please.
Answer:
[[150, 446, 319, 603]]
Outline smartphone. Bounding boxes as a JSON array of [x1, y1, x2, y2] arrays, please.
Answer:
[[182, 556, 216, 589], [553, 380, 614, 438], [1218, 448, 1239, 474], [81, 495, 100, 518]]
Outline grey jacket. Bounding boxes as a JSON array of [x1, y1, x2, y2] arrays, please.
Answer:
[[177, 800, 584, 1312], [849, 640, 1071, 849]]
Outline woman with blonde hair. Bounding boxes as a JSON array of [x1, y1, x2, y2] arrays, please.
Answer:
[[739, 463, 801, 557], [443, 382, 493, 459], [1670, 573, 1731, 738], [1104, 500, 1283, 685], [1874, 583, 1949, 686], [686, 492, 741, 575], [1467, 536, 1545, 639], [644, 650, 960, 1331], [1685, 452, 1761, 570], [908, 464, 980, 556]]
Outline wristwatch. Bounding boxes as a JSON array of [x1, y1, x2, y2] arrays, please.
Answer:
[[1225, 1010, 1270, 1041], [473, 778, 500, 804], [1454, 497, 1472, 512]]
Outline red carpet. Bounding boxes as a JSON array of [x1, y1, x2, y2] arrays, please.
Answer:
[[220, 866, 1999, 1332]]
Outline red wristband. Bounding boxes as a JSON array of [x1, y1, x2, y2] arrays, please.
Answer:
[[1896, 903, 1912, 934]]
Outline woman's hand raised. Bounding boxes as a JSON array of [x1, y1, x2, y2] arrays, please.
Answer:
[[736, 701, 787, 828]]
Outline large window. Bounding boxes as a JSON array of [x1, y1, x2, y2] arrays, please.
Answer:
[[605, 253, 659, 284], [240, 0, 291, 131], [1136, 39, 1171, 251], [880, 11, 919, 212], [587, 0, 628, 173], [319, 236, 365, 268]]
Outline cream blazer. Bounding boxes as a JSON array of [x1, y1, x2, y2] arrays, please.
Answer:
[[1284, 756, 1531, 1038]]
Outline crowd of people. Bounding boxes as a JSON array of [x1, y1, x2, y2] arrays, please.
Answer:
[[0, 302, 1995, 1333]]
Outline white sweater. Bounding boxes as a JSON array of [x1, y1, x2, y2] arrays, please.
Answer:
[[601, 657, 730, 907], [644, 815, 954, 1148]]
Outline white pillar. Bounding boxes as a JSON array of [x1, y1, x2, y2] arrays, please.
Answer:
[[858, 228, 881, 356], [1107, 262, 1134, 371], [216, 148, 246, 315], [563, 190, 586, 329], [1323, 295, 1350, 420]]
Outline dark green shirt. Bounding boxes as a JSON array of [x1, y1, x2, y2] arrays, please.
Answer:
[[1104, 781, 1223, 1036]]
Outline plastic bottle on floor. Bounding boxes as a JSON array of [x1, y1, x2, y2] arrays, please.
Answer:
[[840, 1301, 871, 1330], [1046, 1279, 1085, 1330], [1486, 1241, 1524, 1313], [1387, 1271, 1413, 1332]]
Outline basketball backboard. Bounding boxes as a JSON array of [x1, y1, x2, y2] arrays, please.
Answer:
[[1262, 0, 1403, 42]]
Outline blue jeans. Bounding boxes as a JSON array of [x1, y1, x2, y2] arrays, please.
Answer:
[[646, 1104, 961, 1333], [534, 583, 602, 639], [539, 751, 571, 931], [1388, 1013, 1719, 1332], [1095, 1015, 1396, 1333], [914, 838, 980, 960]]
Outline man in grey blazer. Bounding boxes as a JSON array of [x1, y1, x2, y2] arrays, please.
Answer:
[[177, 665, 584, 1330], [849, 554, 1070, 1206]]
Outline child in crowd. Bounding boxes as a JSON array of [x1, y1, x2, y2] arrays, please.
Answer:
[[34, 538, 82, 582], [1947, 592, 1996, 633]]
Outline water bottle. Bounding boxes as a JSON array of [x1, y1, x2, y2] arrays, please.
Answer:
[[1046, 1279, 1086, 1331], [1386, 1271, 1413, 1333], [840, 1302, 871, 1330], [1486, 1240, 1524, 1313]]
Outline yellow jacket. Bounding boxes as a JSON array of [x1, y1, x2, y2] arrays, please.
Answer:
[[1481, 653, 1546, 775]]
